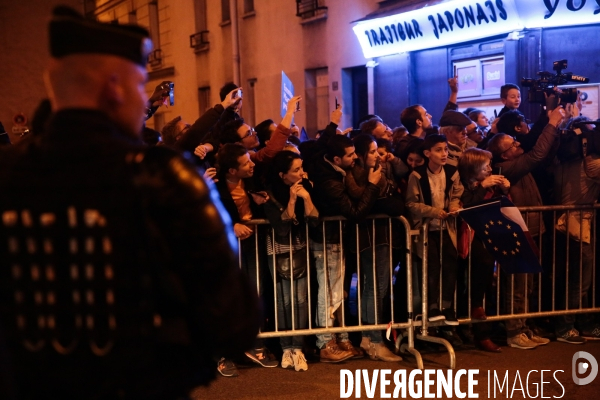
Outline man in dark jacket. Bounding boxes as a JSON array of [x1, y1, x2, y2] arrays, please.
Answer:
[[0, 7, 259, 399], [306, 105, 382, 362], [215, 143, 278, 374], [487, 106, 565, 349]]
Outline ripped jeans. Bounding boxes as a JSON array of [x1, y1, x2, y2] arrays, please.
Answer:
[[311, 241, 348, 348]]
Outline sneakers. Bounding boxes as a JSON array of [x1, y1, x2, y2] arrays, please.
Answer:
[[292, 350, 308, 371], [281, 349, 294, 369], [442, 309, 459, 326], [557, 329, 586, 345], [320, 339, 353, 363], [428, 308, 446, 322], [217, 357, 239, 377], [580, 326, 600, 341], [526, 331, 550, 346], [245, 347, 279, 367], [361, 337, 402, 362], [507, 333, 538, 349], [337, 340, 365, 359]]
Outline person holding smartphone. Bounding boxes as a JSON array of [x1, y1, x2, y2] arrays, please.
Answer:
[[218, 95, 302, 165]]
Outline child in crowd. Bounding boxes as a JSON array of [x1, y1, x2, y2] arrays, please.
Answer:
[[405, 135, 464, 332], [498, 83, 521, 117], [375, 138, 409, 188]]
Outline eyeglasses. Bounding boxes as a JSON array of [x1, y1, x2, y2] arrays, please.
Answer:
[[501, 136, 519, 154], [241, 128, 256, 140]]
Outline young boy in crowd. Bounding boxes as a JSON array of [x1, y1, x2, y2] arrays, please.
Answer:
[[488, 83, 522, 137], [498, 83, 521, 117], [405, 135, 464, 340]]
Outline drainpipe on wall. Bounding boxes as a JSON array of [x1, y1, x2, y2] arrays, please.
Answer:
[[230, 0, 241, 86]]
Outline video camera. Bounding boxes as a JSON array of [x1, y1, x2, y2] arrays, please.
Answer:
[[521, 60, 589, 110]]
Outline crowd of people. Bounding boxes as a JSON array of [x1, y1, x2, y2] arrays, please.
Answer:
[[143, 75, 600, 376]]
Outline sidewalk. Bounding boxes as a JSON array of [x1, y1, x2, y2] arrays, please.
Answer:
[[193, 341, 600, 399]]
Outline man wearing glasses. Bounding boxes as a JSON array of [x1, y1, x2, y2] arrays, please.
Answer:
[[486, 106, 565, 349], [219, 96, 302, 164]]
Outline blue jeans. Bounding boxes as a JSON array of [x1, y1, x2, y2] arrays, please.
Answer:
[[312, 241, 348, 348], [502, 272, 532, 338], [267, 256, 308, 350], [360, 245, 391, 344]]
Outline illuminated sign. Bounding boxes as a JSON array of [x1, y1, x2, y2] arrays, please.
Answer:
[[518, 0, 600, 29], [353, 0, 522, 58], [353, 0, 600, 58]]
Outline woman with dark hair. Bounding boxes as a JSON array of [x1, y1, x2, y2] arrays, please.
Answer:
[[345, 134, 404, 362], [263, 150, 319, 372]]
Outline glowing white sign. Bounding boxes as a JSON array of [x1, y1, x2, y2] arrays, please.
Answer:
[[353, 0, 600, 58], [517, 0, 600, 29], [353, 0, 522, 58]]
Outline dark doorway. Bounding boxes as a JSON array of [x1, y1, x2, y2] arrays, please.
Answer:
[[349, 66, 368, 128]]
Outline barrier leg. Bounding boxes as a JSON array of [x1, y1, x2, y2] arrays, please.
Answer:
[[393, 217, 424, 369], [415, 223, 456, 369]]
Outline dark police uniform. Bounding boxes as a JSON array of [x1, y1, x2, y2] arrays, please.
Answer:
[[0, 7, 259, 400]]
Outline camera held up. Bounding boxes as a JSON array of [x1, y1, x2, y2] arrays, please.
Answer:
[[521, 59, 589, 110]]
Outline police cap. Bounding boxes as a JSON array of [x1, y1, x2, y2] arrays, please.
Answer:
[[49, 6, 152, 67]]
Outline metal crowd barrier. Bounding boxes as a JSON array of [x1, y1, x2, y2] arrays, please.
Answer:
[[236, 205, 600, 370], [458, 204, 599, 320], [237, 215, 425, 368], [419, 204, 600, 368]]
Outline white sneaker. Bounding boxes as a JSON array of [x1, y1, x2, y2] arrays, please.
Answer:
[[507, 333, 537, 349], [292, 349, 308, 371], [281, 349, 294, 369]]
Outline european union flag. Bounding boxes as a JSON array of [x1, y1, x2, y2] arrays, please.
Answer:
[[458, 196, 542, 274]]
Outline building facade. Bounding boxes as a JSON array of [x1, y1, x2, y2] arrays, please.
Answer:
[[2, 0, 599, 143]]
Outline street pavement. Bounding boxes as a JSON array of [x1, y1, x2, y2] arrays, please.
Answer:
[[192, 340, 600, 399]]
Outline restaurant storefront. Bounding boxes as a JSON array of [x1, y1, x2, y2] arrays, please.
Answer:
[[351, 0, 600, 124]]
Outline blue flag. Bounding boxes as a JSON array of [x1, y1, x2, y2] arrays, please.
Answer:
[[299, 127, 309, 142], [458, 196, 542, 274], [281, 71, 294, 118]]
